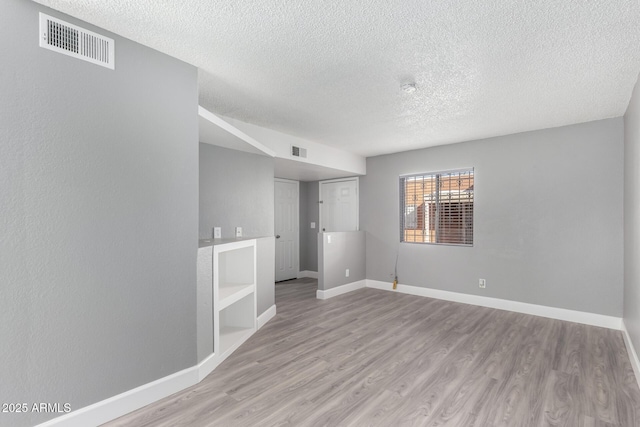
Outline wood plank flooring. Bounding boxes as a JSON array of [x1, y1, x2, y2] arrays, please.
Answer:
[[104, 278, 640, 426]]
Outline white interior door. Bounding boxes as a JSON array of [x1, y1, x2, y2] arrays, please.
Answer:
[[319, 178, 359, 232], [275, 179, 299, 282]]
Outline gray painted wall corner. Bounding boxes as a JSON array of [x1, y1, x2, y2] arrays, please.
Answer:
[[318, 231, 366, 291], [256, 236, 276, 315], [624, 72, 640, 355], [196, 245, 214, 363]]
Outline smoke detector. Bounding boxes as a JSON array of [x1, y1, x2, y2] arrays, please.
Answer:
[[401, 83, 417, 93]]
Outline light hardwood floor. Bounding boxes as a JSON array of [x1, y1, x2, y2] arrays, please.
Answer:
[[104, 278, 640, 426]]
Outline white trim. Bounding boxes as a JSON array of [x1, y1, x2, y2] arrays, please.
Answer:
[[38, 308, 272, 427], [622, 320, 640, 391], [198, 106, 276, 157], [35, 366, 199, 427], [319, 177, 359, 232], [258, 304, 277, 330], [365, 280, 623, 330], [316, 280, 366, 300], [197, 352, 222, 382], [399, 167, 474, 178], [297, 270, 318, 279]]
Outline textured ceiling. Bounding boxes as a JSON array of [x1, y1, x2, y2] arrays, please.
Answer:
[[35, 0, 640, 157]]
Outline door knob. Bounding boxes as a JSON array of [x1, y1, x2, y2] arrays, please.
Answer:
[[276, 235, 281, 239]]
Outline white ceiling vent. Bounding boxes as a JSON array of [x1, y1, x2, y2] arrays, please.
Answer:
[[291, 145, 307, 158], [39, 13, 115, 70]]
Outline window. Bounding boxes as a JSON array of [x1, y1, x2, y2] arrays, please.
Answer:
[[400, 169, 474, 245]]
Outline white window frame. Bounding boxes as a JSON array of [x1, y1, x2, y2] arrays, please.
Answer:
[[400, 168, 474, 246]]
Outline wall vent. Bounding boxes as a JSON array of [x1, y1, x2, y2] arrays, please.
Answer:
[[291, 145, 307, 158], [39, 13, 115, 70]]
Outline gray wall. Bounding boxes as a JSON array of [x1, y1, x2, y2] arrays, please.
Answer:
[[196, 245, 214, 362], [199, 144, 275, 318], [624, 74, 640, 354], [362, 119, 624, 316], [299, 181, 319, 272], [256, 236, 276, 315], [318, 231, 366, 291], [0, 2, 198, 426], [199, 144, 275, 239]]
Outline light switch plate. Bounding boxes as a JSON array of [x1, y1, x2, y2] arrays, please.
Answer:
[[213, 227, 221, 239], [235, 227, 242, 238], [310, 222, 316, 229]]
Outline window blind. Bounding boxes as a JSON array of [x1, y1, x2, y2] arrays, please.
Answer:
[[400, 168, 474, 245]]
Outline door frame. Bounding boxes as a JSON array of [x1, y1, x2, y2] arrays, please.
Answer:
[[274, 178, 300, 281], [318, 177, 359, 232]]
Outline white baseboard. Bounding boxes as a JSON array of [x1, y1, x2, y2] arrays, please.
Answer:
[[297, 270, 318, 279], [38, 309, 274, 427], [258, 304, 277, 330], [622, 320, 640, 391], [37, 278, 625, 427], [197, 352, 222, 382], [365, 280, 623, 330], [316, 280, 366, 300], [36, 366, 199, 427]]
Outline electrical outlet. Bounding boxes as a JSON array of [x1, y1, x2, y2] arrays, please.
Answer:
[[345, 269, 350, 277], [479, 278, 486, 289], [235, 227, 242, 238], [213, 227, 221, 239]]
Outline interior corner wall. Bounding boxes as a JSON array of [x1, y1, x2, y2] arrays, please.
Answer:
[[256, 236, 276, 315], [0, 2, 199, 426], [624, 73, 640, 350], [361, 119, 624, 317], [199, 144, 275, 239], [299, 181, 319, 272], [318, 231, 366, 291]]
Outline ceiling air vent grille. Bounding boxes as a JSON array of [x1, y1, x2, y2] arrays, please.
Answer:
[[39, 13, 115, 70], [291, 145, 307, 158]]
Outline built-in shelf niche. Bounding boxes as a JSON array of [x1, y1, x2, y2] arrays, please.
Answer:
[[218, 245, 254, 309], [213, 239, 257, 363], [219, 292, 255, 355]]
